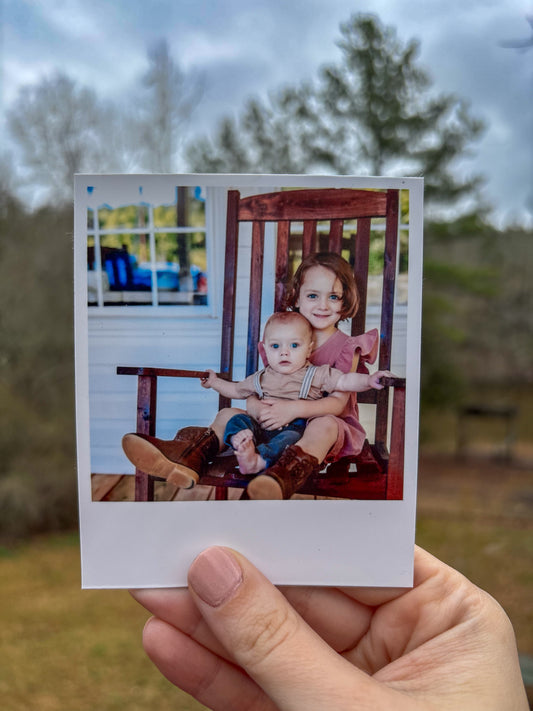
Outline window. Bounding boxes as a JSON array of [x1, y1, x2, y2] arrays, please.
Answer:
[[87, 186, 208, 307]]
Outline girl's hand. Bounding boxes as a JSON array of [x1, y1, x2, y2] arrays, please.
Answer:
[[367, 370, 396, 390], [256, 398, 299, 430], [200, 369, 218, 389], [130, 545, 528, 711], [246, 395, 270, 421]]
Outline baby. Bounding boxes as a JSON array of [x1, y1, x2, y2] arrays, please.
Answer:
[[202, 311, 391, 475]]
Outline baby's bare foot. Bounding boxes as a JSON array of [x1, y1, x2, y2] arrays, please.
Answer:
[[231, 429, 254, 450], [233, 436, 266, 475]]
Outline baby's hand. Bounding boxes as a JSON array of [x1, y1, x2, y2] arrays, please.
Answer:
[[200, 369, 218, 389], [258, 399, 299, 430], [368, 370, 396, 390]]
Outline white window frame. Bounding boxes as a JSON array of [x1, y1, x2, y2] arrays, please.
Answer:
[[86, 185, 219, 319]]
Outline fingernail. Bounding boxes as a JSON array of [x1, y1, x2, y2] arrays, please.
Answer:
[[188, 547, 243, 607]]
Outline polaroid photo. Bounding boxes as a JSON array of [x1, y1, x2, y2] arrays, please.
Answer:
[[74, 173, 423, 589]]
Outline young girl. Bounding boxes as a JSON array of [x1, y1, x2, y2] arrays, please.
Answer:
[[121, 252, 378, 499], [245, 251, 378, 499]]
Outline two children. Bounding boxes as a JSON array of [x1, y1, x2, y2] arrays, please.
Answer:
[[122, 252, 385, 499], [202, 311, 390, 477]]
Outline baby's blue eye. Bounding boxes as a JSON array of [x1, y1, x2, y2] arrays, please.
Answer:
[[290, 343, 299, 349], [271, 343, 279, 349]]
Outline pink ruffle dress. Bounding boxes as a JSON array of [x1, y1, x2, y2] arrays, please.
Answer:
[[309, 328, 379, 461]]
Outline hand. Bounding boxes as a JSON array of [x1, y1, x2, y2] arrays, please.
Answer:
[[130, 546, 528, 711], [200, 369, 218, 390], [256, 398, 300, 430], [246, 394, 270, 421], [367, 369, 396, 390]]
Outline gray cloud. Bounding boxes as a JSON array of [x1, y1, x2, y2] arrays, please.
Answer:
[[3, 0, 531, 224]]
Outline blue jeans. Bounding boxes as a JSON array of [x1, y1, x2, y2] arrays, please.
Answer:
[[224, 413, 306, 469]]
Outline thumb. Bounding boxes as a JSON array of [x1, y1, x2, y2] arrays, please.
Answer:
[[188, 546, 378, 711]]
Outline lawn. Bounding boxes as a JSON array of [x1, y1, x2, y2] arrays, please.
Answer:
[[0, 533, 206, 711]]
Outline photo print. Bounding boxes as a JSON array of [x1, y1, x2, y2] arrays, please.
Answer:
[[75, 173, 423, 589]]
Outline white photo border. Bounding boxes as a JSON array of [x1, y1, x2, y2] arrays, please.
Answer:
[[75, 173, 423, 589]]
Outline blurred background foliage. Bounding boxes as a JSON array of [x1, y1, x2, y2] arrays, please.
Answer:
[[0, 12, 531, 543], [422, 217, 532, 408], [0, 193, 77, 540]]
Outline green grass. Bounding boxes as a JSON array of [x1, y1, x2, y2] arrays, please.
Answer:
[[0, 533, 206, 711]]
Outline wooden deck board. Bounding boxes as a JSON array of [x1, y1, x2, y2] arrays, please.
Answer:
[[100, 475, 133, 502], [90, 475, 337, 502], [91, 474, 122, 501], [175, 484, 216, 501], [91, 474, 246, 502]]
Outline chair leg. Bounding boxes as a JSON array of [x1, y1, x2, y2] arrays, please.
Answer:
[[135, 469, 155, 501], [387, 386, 405, 500], [135, 374, 158, 502], [215, 486, 228, 500]]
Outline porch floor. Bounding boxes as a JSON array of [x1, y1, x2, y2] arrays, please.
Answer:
[[91, 474, 335, 501]]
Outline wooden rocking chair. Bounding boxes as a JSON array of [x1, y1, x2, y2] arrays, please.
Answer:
[[118, 187, 406, 501]]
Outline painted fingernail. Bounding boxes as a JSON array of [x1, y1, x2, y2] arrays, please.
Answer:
[[188, 547, 243, 607]]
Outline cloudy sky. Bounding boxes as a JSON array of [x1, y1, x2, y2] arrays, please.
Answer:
[[2, 0, 532, 225]]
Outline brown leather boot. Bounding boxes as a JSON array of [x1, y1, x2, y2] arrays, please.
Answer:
[[247, 444, 320, 500], [122, 427, 219, 488]]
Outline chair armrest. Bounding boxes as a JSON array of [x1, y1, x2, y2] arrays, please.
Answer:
[[117, 366, 230, 380], [117, 366, 209, 378], [379, 376, 406, 389], [358, 376, 406, 404]]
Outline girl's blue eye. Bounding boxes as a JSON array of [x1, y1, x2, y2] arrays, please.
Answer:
[[307, 293, 317, 299], [330, 294, 340, 301]]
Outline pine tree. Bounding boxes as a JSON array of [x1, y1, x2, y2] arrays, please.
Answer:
[[320, 14, 485, 208], [187, 13, 486, 212]]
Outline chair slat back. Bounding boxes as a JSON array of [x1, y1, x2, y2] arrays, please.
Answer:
[[220, 188, 400, 448]]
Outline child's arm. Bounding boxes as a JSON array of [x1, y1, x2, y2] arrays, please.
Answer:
[[249, 391, 349, 431], [200, 369, 251, 400], [258, 369, 393, 430], [248, 355, 359, 430], [334, 370, 395, 393]]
